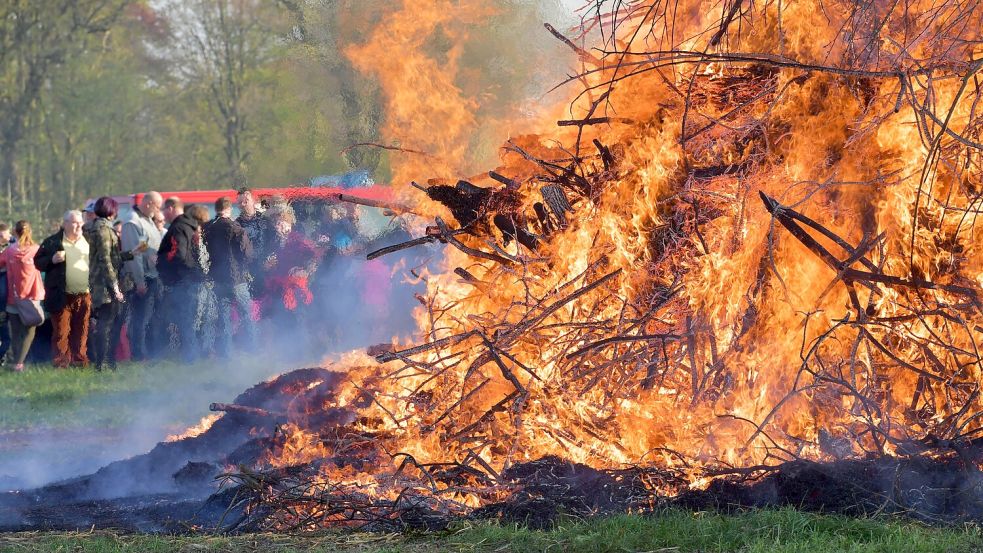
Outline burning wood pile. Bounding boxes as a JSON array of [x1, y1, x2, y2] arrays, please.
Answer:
[[10, 0, 980, 534], [184, 0, 983, 531], [199, 0, 983, 531]]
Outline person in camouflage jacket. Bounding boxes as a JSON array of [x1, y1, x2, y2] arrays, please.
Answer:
[[86, 197, 138, 370], [87, 218, 126, 307]]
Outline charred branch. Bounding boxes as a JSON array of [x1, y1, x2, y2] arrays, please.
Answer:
[[543, 22, 599, 64], [488, 171, 522, 190], [557, 117, 633, 127], [425, 181, 492, 229], [493, 214, 539, 251], [210, 402, 286, 421], [365, 227, 465, 261], [334, 193, 417, 215]]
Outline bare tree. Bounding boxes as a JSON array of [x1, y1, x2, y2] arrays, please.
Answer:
[[166, 0, 280, 182]]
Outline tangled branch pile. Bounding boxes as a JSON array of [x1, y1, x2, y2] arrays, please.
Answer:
[[223, 0, 983, 530]]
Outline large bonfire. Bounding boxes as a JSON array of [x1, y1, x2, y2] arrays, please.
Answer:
[[217, 0, 983, 530]]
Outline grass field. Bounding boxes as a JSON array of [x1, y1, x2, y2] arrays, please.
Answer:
[[0, 361, 202, 430], [0, 357, 286, 431], [0, 510, 979, 552]]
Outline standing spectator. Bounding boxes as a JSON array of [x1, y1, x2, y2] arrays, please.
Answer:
[[187, 204, 217, 355], [88, 198, 132, 371], [204, 197, 256, 355], [0, 224, 12, 247], [0, 223, 12, 364], [260, 206, 324, 357], [34, 211, 91, 368], [150, 211, 166, 337], [157, 198, 204, 362], [81, 201, 100, 361], [0, 221, 44, 372], [120, 191, 163, 360], [236, 187, 272, 292], [186, 204, 212, 267], [82, 201, 97, 230], [263, 207, 321, 316]]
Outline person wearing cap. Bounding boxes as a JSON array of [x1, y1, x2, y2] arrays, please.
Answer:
[[120, 191, 163, 360], [82, 200, 98, 231]]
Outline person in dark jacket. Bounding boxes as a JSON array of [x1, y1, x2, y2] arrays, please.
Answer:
[[0, 223, 12, 364], [203, 197, 256, 355], [34, 210, 91, 368], [157, 197, 203, 361], [187, 204, 217, 355]]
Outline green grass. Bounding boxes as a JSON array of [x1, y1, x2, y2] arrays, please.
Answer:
[[0, 510, 978, 552], [2, 363, 136, 429], [457, 510, 981, 552], [0, 357, 276, 431], [0, 361, 197, 430]]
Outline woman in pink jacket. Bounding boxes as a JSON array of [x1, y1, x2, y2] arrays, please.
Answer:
[[0, 221, 44, 371]]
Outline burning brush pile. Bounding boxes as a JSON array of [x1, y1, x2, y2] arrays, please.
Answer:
[[188, 0, 983, 531], [8, 0, 983, 534]]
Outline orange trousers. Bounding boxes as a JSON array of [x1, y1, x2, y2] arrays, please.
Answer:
[[51, 293, 91, 368]]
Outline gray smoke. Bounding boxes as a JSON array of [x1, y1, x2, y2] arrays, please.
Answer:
[[0, 236, 439, 492]]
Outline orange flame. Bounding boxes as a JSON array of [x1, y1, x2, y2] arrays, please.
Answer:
[[166, 413, 222, 442]]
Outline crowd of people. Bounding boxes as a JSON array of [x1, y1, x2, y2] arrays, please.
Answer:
[[0, 187, 401, 372]]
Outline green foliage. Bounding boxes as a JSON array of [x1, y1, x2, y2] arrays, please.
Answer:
[[0, 0, 130, 222], [0, 1, 575, 227]]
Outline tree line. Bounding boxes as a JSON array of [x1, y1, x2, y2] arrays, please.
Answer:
[[0, 0, 570, 226]]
